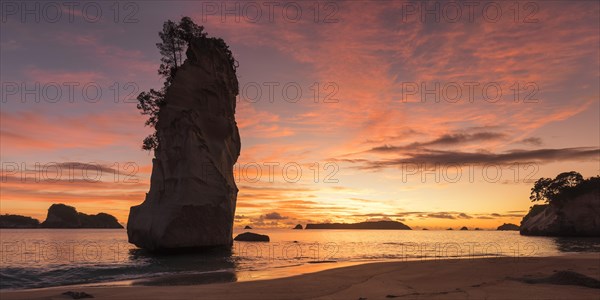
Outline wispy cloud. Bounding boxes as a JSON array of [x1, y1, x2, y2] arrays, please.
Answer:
[[343, 147, 599, 170]]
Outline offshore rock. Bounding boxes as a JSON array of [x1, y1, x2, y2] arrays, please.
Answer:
[[127, 37, 240, 251], [233, 232, 270, 242], [497, 223, 519, 231]]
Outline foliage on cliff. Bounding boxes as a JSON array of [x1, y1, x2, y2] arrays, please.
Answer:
[[137, 17, 237, 151], [530, 171, 599, 206]]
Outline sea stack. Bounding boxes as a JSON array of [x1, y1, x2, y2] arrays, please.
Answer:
[[127, 37, 240, 251]]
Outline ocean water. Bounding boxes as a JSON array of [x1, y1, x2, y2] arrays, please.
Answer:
[[1, 228, 599, 290]]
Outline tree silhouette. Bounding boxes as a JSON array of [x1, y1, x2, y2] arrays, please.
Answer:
[[137, 17, 235, 151], [530, 171, 597, 206], [156, 17, 206, 88]]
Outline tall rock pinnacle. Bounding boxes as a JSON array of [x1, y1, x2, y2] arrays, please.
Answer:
[[127, 37, 240, 251]]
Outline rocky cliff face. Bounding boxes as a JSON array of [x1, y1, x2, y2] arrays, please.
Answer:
[[520, 191, 600, 237], [127, 38, 240, 251]]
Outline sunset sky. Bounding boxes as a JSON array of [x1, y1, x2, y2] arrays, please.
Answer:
[[1, 1, 598, 229]]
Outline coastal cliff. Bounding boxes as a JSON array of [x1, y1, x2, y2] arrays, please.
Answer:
[[520, 191, 600, 236]]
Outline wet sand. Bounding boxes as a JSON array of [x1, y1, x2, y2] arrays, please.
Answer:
[[2, 253, 599, 300]]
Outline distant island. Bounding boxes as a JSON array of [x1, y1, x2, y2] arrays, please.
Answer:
[[497, 223, 519, 231], [305, 220, 411, 230], [520, 172, 599, 237], [0, 203, 123, 229], [0, 214, 40, 228]]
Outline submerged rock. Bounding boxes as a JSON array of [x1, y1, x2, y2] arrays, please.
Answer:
[[513, 270, 600, 289], [62, 291, 94, 299], [460, 226, 468, 231], [127, 37, 240, 251], [520, 191, 600, 237], [244, 225, 252, 230], [234, 232, 269, 242], [293, 224, 303, 229]]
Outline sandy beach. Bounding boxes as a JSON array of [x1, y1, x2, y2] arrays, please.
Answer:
[[2, 253, 599, 300]]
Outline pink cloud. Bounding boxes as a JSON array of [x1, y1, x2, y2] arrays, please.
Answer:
[[0, 110, 148, 154]]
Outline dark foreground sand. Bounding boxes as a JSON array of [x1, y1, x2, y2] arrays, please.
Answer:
[[2, 253, 599, 300]]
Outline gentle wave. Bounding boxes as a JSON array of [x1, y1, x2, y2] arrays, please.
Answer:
[[1, 229, 599, 290]]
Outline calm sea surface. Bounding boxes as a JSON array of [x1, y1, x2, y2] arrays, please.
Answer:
[[1, 229, 599, 290]]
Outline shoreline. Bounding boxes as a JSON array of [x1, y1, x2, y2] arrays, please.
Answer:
[[0, 252, 571, 292], [0, 260, 365, 292], [2, 253, 599, 299]]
